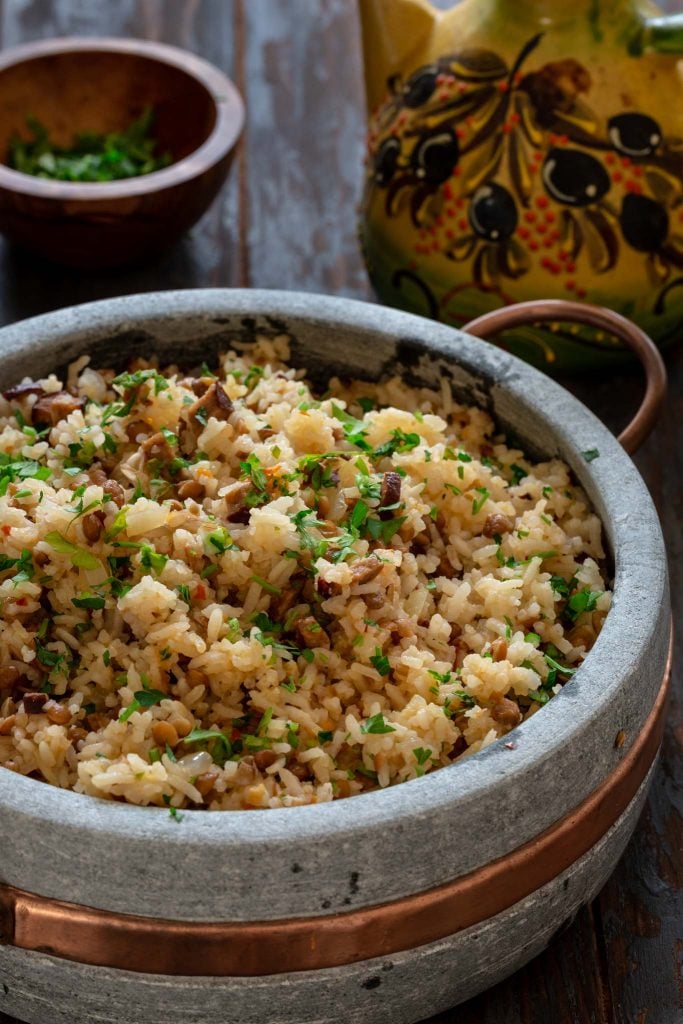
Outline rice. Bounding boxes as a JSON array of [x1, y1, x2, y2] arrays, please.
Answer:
[[0, 336, 612, 810]]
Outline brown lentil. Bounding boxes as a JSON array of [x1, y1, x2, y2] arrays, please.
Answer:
[[254, 749, 279, 771], [483, 512, 514, 538], [491, 698, 523, 728], [177, 479, 205, 501], [44, 700, 72, 725], [152, 721, 179, 747]]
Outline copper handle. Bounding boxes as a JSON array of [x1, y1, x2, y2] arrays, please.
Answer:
[[463, 300, 667, 455]]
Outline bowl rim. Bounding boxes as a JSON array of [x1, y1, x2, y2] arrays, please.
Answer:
[[0, 289, 670, 920], [0, 37, 244, 199]]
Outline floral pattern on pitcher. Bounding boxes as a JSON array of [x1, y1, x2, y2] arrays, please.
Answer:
[[360, 26, 683, 365]]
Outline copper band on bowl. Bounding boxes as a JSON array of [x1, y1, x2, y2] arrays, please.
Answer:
[[0, 641, 671, 978]]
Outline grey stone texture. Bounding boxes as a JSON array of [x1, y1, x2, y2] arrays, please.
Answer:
[[0, 291, 670, 1021]]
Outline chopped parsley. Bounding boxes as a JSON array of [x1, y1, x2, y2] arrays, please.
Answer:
[[44, 532, 100, 570], [369, 647, 391, 676], [72, 592, 106, 610], [361, 712, 396, 734], [185, 728, 233, 764]]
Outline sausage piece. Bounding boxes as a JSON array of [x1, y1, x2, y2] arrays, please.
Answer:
[[379, 471, 402, 519], [349, 556, 383, 585], [31, 391, 85, 427], [186, 381, 234, 424], [295, 615, 330, 649]]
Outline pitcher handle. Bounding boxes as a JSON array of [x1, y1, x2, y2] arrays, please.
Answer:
[[462, 300, 667, 455]]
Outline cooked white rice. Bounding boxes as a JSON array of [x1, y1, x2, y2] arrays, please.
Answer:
[[0, 336, 611, 811]]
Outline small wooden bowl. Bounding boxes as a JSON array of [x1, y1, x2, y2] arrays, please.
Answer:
[[0, 37, 244, 268]]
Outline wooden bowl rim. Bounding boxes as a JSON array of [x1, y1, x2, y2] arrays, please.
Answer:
[[0, 36, 244, 199]]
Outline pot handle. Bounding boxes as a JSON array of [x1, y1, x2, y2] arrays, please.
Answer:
[[462, 300, 667, 455]]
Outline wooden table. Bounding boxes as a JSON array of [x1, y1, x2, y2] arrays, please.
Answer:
[[0, 2, 680, 1022]]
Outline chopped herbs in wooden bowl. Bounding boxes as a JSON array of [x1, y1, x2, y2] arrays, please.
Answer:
[[7, 108, 171, 182]]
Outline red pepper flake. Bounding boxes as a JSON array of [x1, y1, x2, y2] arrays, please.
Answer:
[[535, 195, 549, 209], [458, 218, 468, 231], [502, 123, 512, 135], [565, 280, 576, 291], [455, 198, 465, 209], [16, 597, 27, 606], [431, 241, 440, 252], [517, 226, 530, 239], [497, 81, 509, 93], [1, 525, 11, 536], [510, 112, 521, 125], [632, 165, 643, 178], [524, 210, 537, 223], [446, 206, 456, 217], [458, 82, 468, 94], [443, 183, 452, 200], [529, 240, 539, 251], [194, 584, 207, 601], [544, 236, 555, 248], [621, 156, 631, 167], [445, 228, 454, 239], [625, 180, 643, 194], [612, 170, 623, 183], [549, 133, 558, 145], [545, 211, 556, 224], [466, 116, 475, 127], [576, 287, 587, 298], [452, 165, 461, 176], [438, 90, 449, 101], [456, 127, 466, 140], [513, 72, 522, 85], [566, 260, 576, 273], [537, 222, 547, 234], [605, 153, 616, 165]]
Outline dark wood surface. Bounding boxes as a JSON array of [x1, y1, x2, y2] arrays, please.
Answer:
[[0, 2, 680, 1023]]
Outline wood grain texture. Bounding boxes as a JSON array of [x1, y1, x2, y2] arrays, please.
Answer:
[[0, 0, 243, 321], [0, 1, 680, 1023], [241, 0, 369, 297]]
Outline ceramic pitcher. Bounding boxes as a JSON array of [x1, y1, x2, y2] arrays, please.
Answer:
[[358, 0, 683, 369]]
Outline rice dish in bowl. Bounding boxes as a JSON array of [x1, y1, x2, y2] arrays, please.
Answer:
[[0, 335, 612, 811]]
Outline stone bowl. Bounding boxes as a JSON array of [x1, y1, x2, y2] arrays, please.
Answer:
[[0, 290, 670, 1024], [0, 38, 244, 268]]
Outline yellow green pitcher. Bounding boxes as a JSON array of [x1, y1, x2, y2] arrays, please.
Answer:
[[358, 0, 683, 369]]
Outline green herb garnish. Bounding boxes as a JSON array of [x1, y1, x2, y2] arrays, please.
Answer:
[[9, 109, 171, 182]]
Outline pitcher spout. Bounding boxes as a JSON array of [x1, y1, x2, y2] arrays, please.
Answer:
[[358, 0, 439, 112]]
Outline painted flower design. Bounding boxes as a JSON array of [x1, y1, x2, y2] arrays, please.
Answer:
[[363, 34, 683, 303]]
